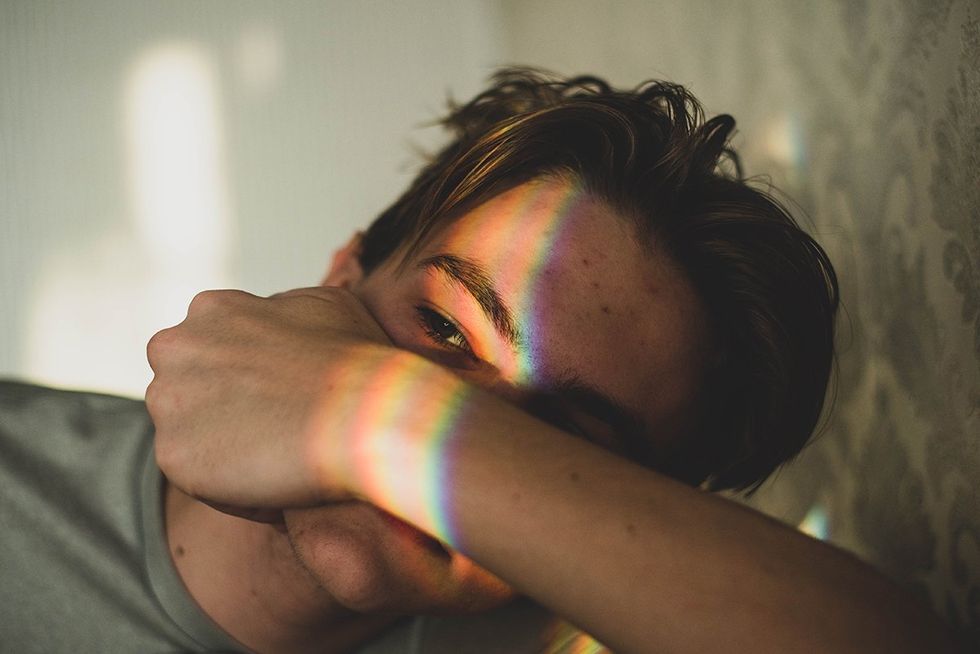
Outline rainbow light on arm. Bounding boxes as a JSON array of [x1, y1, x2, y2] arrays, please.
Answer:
[[310, 348, 474, 548], [308, 182, 613, 552]]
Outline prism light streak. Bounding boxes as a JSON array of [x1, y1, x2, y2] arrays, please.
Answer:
[[310, 183, 594, 554], [420, 384, 470, 547], [348, 354, 422, 519], [314, 352, 470, 547], [509, 185, 583, 386], [404, 182, 587, 543], [763, 111, 807, 175], [437, 182, 541, 379], [541, 620, 611, 653], [442, 181, 587, 385], [798, 504, 830, 541]]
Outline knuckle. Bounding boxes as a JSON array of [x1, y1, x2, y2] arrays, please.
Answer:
[[144, 379, 161, 413], [188, 288, 257, 315], [146, 327, 176, 369], [144, 376, 171, 418], [188, 289, 221, 313]]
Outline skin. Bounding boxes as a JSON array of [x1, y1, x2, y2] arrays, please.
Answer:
[[284, 179, 711, 615], [150, 179, 961, 653], [154, 178, 711, 651]]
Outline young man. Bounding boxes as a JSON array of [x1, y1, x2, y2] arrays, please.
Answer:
[[2, 71, 959, 652]]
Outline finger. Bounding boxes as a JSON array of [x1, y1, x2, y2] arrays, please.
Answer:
[[146, 325, 180, 373]]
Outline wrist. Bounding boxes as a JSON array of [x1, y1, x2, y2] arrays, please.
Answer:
[[308, 345, 473, 543]]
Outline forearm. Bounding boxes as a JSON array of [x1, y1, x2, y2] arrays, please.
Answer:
[[145, 288, 959, 653], [334, 362, 959, 654]]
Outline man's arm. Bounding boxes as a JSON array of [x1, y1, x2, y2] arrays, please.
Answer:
[[382, 379, 959, 653], [148, 288, 961, 654]]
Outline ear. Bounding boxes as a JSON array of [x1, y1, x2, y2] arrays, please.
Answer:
[[321, 232, 366, 288]]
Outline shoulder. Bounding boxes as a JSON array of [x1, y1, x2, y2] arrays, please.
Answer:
[[0, 377, 145, 413], [0, 378, 149, 444]]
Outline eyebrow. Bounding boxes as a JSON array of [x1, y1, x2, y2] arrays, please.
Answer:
[[417, 254, 524, 348]]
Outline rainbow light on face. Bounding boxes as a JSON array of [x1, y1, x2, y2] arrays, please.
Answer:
[[440, 180, 590, 386], [308, 181, 608, 576], [514, 186, 588, 386]]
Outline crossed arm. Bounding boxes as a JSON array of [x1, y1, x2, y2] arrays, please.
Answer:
[[147, 287, 960, 654]]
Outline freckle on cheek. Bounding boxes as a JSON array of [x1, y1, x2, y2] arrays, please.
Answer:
[[570, 471, 580, 482], [174, 545, 186, 558], [600, 305, 612, 315]]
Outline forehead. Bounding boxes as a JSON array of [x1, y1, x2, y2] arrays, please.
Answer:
[[418, 178, 708, 438]]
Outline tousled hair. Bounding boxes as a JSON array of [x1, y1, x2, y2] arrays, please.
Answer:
[[359, 68, 839, 493]]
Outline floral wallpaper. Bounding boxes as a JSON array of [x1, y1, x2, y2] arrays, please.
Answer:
[[505, 0, 979, 644], [732, 1, 980, 646]]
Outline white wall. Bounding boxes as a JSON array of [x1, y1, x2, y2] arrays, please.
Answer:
[[0, 0, 504, 396]]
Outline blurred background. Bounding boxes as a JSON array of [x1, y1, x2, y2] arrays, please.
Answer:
[[2, 0, 978, 646]]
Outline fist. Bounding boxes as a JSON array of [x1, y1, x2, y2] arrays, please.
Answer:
[[146, 287, 393, 510]]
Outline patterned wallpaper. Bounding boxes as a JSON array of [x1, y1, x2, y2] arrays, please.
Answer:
[[735, 1, 980, 646], [504, 0, 980, 644]]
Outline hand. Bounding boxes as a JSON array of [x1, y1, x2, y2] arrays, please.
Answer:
[[146, 287, 396, 511]]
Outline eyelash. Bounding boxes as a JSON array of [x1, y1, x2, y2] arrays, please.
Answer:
[[414, 306, 476, 359]]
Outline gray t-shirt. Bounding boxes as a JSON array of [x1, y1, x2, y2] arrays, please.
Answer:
[[0, 380, 567, 653]]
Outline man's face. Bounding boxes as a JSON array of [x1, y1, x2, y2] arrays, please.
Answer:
[[283, 177, 710, 615]]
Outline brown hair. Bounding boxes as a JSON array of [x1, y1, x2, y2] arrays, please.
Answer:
[[359, 68, 839, 493]]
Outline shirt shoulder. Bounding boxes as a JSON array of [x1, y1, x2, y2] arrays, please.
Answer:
[[0, 379, 236, 652]]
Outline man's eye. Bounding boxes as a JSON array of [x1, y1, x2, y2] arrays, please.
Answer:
[[415, 306, 474, 356]]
